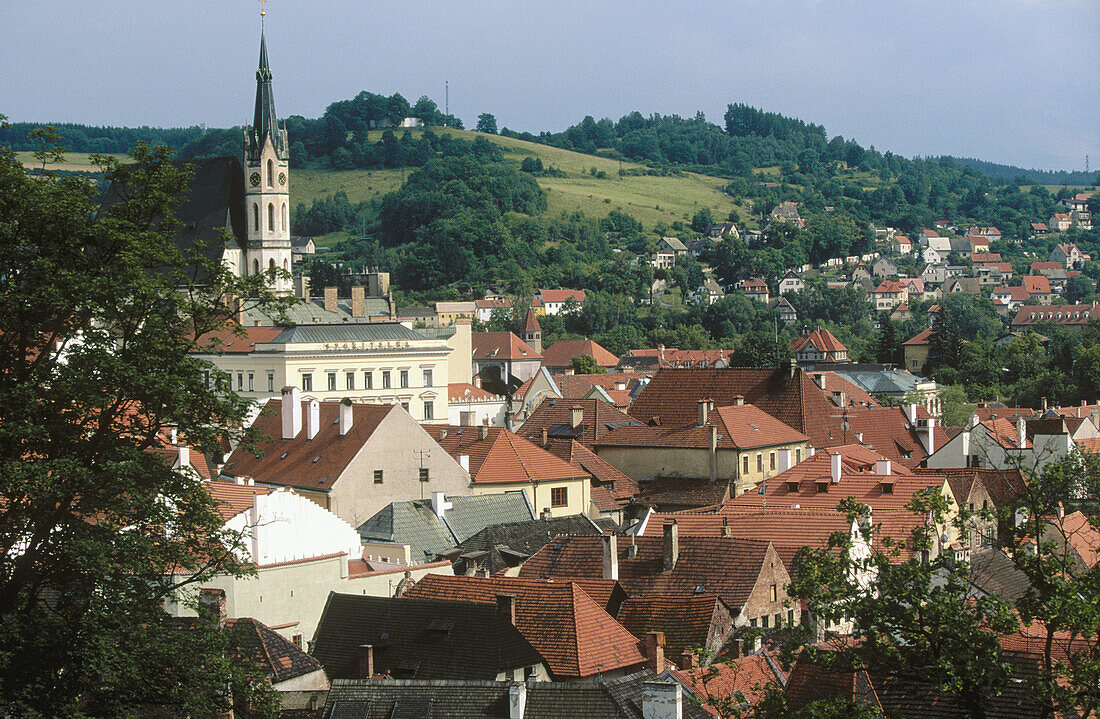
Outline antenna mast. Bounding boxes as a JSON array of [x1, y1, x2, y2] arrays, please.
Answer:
[[445, 81, 450, 117]]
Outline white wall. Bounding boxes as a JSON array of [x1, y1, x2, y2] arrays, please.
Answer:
[[224, 487, 362, 566]]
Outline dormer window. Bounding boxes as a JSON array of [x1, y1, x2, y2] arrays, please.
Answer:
[[786, 481, 800, 493]]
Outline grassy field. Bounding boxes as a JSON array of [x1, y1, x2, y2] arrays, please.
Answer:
[[15, 151, 125, 172]]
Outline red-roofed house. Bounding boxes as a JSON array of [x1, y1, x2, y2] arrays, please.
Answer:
[[1011, 303, 1100, 332], [430, 425, 591, 517], [902, 328, 934, 373], [1050, 242, 1085, 269], [844, 404, 948, 468], [870, 280, 908, 310], [540, 338, 619, 374], [740, 278, 770, 304], [538, 438, 640, 522], [447, 382, 507, 427], [1022, 275, 1053, 303], [471, 331, 542, 384], [1049, 213, 1073, 232], [617, 594, 735, 669], [618, 347, 734, 371], [538, 289, 587, 315], [991, 286, 1032, 316], [789, 329, 849, 364], [1030, 222, 1048, 235]]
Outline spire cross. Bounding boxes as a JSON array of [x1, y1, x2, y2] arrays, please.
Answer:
[[259, 0, 268, 22]]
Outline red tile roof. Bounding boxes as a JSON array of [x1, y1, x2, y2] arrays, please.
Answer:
[[223, 399, 394, 491], [520, 308, 541, 333], [402, 574, 645, 678], [471, 332, 540, 361], [873, 280, 908, 294], [1030, 261, 1065, 272], [785, 652, 882, 712], [432, 425, 589, 485], [1049, 510, 1100, 568], [517, 398, 640, 447], [518, 534, 783, 614], [540, 439, 639, 512], [541, 339, 619, 369], [672, 650, 787, 709], [207, 479, 271, 520], [627, 368, 850, 449], [1012, 303, 1100, 327], [597, 402, 808, 452], [970, 253, 1002, 263], [225, 617, 323, 684], [844, 406, 948, 468], [539, 289, 587, 304], [636, 476, 732, 509], [903, 328, 934, 346], [447, 382, 502, 402], [619, 348, 735, 370], [193, 324, 284, 354], [789, 328, 847, 355], [616, 594, 725, 666], [1022, 275, 1051, 294], [553, 372, 649, 404]]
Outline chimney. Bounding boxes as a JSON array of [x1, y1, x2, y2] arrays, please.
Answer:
[[782, 357, 797, 380], [1042, 396, 1049, 412], [680, 650, 700, 670], [459, 455, 470, 472], [198, 588, 226, 627], [540, 428, 548, 447], [323, 286, 338, 313], [968, 413, 980, 429], [642, 681, 682, 719], [602, 533, 619, 580], [478, 425, 489, 440], [731, 394, 744, 406], [1016, 416, 1026, 448], [496, 594, 517, 625], [697, 399, 708, 426], [658, 344, 665, 364], [1057, 501, 1065, 519], [338, 397, 353, 437], [904, 403, 918, 423], [830, 452, 842, 483], [571, 405, 584, 429], [357, 644, 374, 679], [281, 386, 302, 439], [473, 375, 482, 389], [876, 459, 891, 476], [644, 632, 667, 675], [924, 417, 936, 455], [662, 521, 679, 572], [432, 492, 452, 520], [813, 373, 826, 389], [855, 431, 864, 443], [777, 448, 791, 473], [293, 274, 310, 300], [305, 398, 320, 440], [351, 285, 366, 317], [509, 682, 527, 719], [177, 444, 190, 470], [831, 390, 846, 408], [709, 425, 718, 482], [729, 638, 743, 659]]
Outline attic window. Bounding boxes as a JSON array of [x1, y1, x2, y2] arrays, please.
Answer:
[[280, 452, 288, 460], [312, 456, 320, 463], [786, 481, 799, 492], [694, 585, 706, 594], [426, 618, 454, 633], [815, 481, 830, 493], [881, 480, 896, 495]]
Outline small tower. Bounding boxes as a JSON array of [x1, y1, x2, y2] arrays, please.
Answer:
[[521, 308, 542, 354], [243, 21, 292, 295]]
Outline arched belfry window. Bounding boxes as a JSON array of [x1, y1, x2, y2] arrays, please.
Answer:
[[266, 159, 274, 187], [281, 203, 287, 231], [268, 203, 275, 232], [283, 258, 289, 271], [269, 258, 276, 271], [253, 259, 260, 275], [253, 203, 259, 232]]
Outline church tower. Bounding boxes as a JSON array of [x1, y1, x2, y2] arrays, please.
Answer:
[[243, 24, 292, 295]]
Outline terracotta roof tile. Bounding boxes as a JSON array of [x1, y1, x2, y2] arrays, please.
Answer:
[[617, 594, 725, 665], [1023, 275, 1051, 294], [521, 308, 541, 333], [541, 339, 619, 369], [844, 406, 948, 468], [789, 329, 848, 354], [539, 289, 587, 304], [637, 476, 732, 510], [432, 425, 589, 485], [597, 403, 807, 452], [206, 479, 271, 520], [193, 324, 284, 354], [517, 398, 640, 447], [903, 328, 934, 346], [671, 650, 787, 709], [553, 372, 650, 404], [540, 439, 639, 511], [225, 617, 323, 684], [471, 331, 540, 361]]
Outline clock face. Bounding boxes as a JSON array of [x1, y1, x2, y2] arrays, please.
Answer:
[[249, 172, 261, 187], [278, 172, 287, 186]]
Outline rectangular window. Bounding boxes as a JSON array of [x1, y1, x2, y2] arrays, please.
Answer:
[[292, 634, 303, 649], [237, 372, 243, 392], [775, 613, 782, 627], [742, 455, 749, 474], [419, 467, 429, 482], [423, 401, 434, 420], [382, 371, 391, 389], [373, 470, 383, 484], [401, 401, 410, 412], [327, 372, 337, 391], [422, 368, 433, 387], [749, 618, 757, 628], [551, 487, 568, 507], [770, 584, 778, 602], [204, 371, 211, 389], [769, 451, 776, 471], [399, 369, 409, 388], [762, 614, 769, 629], [301, 373, 312, 392], [795, 448, 802, 463], [364, 371, 373, 389], [346, 371, 355, 390], [756, 453, 763, 473], [788, 609, 795, 625], [267, 373, 274, 393], [248, 373, 254, 392]]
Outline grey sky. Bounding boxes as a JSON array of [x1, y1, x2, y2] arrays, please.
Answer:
[[3, 0, 1097, 171]]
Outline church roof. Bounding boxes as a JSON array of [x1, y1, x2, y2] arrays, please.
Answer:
[[248, 29, 286, 160]]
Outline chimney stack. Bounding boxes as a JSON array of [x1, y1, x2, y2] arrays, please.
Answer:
[[351, 285, 366, 317], [293, 274, 310, 300], [281, 386, 302, 439], [813, 373, 826, 389], [508, 682, 527, 719], [831, 390, 846, 408], [644, 632, 667, 675], [876, 459, 892, 476], [1016, 416, 1026, 448], [642, 680, 682, 719], [697, 399, 708, 426], [357, 644, 374, 679], [602, 533, 619, 580], [904, 403, 918, 423], [662, 521, 679, 572], [1057, 501, 1065, 519], [571, 405, 584, 429], [432, 492, 452, 520], [496, 594, 517, 626], [338, 398, 353, 436], [924, 417, 936, 455], [305, 398, 320, 440], [323, 286, 338, 313], [177, 444, 190, 471], [830, 452, 842, 483], [198, 588, 226, 627], [540, 428, 548, 447], [1042, 396, 1049, 412], [709, 425, 718, 482], [479, 425, 489, 440]]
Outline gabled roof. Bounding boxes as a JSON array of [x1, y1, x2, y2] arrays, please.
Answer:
[[844, 405, 948, 468], [403, 575, 645, 679], [785, 652, 882, 712], [312, 593, 544, 680], [597, 403, 808, 451], [225, 617, 323, 684], [193, 324, 285, 354], [741, 278, 768, 292], [627, 367, 850, 448], [1022, 275, 1051, 294], [222, 399, 394, 491], [790, 328, 848, 354], [518, 534, 782, 614], [517, 398, 640, 447], [471, 331, 540, 361], [432, 426, 589, 485], [540, 439, 639, 512], [659, 236, 688, 252], [669, 649, 787, 709], [1012, 303, 1100, 327], [207, 479, 271, 521], [636, 476, 732, 510], [553, 372, 650, 408], [872, 280, 908, 294], [616, 594, 727, 665], [1047, 510, 1100, 569], [539, 289, 587, 304], [903, 328, 934, 346], [541, 339, 619, 369], [454, 513, 613, 576]]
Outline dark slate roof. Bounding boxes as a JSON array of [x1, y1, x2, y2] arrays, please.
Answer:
[[453, 514, 611, 575], [239, 296, 393, 325], [269, 322, 428, 344], [225, 617, 323, 684], [969, 549, 1032, 603], [312, 594, 544, 681], [357, 492, 534, 562]]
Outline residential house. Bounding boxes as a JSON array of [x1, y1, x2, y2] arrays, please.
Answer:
[[1030, 222, 1049, 236], [1030, 261, 1071, 292], [769, 201, 804, 227], [540, 339, 620, 374], [550, 371, 651, 410], [290, 236, 316, 262], [688, 277, 725, 305], [943, 276, 981, 295], [1039, 510, 1100, 574], [616, 594, 736, 669], [193, 322, 454, 422], [312, 593, 548, 681], [657, 237, 689, 259], [652, 249, 676, 270], [967, 226, 1002, 242], [1050, 242, 1085, 269], [448, 381, 508, 427], [435, 301, 477, 327], [949, 236, 973, 260], [618, 347, 735, 371], [740, 277, 770, 303], [872, 256, 898, 278], [356, 491, 535, 565], [221, 391, 472, 528], [449, 514, 619, 576], [1023, 275, 1053, 303], [1012, 303, 1100, 331], [431, 425, 592, 518], [920, 263, 946, 284], [779, 271, 805, 295], [925, 414, 1078, 475], [844, 404, 950, 468], [991, 286, 1032, 316], [971, 252, 1003, 264], [890, 303, 913, 322], [516, 397, 641, 449], [891, 234, 912, 255], [1060, 192, 1094, 229], [396, 305, 437, 327], [474, 297, 513, 323], [1049, 212, 1074, 232], [595, 399, 810, 495], [789, 328, 849, 364], [518, 525, 795, 632], [538, 289, 587, 316], [918, 228, 942, 245], [472, 331, 542, 385], [849, 263, 873, 284], [706, 222, 740, 240], [768, 295, 798, 325], [870, 280, 909, 310], [402, 575, 647, 681]]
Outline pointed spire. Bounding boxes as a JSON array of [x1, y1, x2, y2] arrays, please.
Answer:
[[249, 28, 285, 160]]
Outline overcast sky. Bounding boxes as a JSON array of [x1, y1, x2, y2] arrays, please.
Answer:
[[3, 1, 1097, 171]]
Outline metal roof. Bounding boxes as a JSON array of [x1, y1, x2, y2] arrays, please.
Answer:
[[268, 322, 429, 345]]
